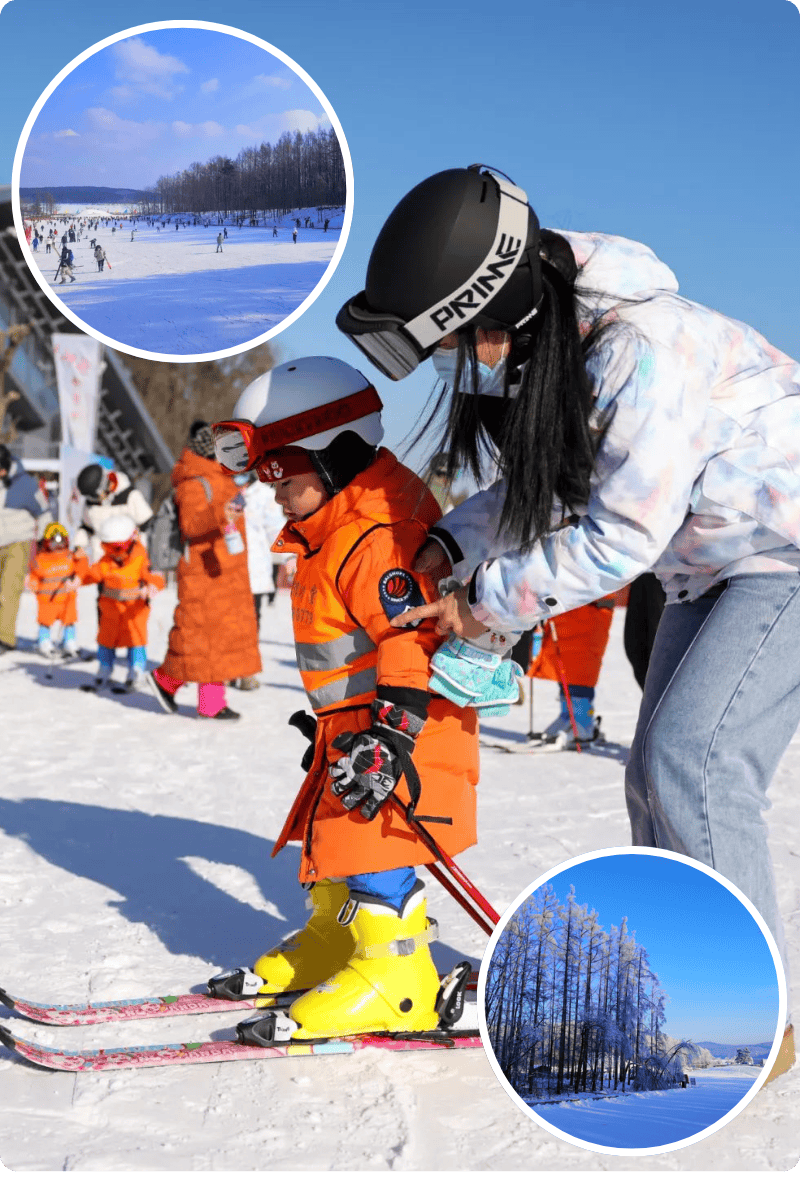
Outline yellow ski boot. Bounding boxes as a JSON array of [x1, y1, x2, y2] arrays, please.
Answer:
[[288, 880, 441, 1038], [252, 878, 356, 994]]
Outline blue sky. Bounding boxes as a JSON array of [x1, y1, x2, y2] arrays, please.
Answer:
[[537, 852, 781, 1045], [19, 27, 330, 190], [2, 0, 798, 463]]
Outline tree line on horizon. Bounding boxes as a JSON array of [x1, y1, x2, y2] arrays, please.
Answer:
[[146, 127, 345, 217], [486, 884, 697, 1098]]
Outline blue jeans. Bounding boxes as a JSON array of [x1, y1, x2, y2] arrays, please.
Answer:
[[626, 573, 800, 977]]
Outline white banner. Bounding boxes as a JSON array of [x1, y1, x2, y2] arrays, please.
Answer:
[[52, 334, 104, 454]]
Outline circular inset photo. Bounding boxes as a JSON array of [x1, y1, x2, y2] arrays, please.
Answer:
[[12, 21, 352, 361], [478, 849, 786, 1156]]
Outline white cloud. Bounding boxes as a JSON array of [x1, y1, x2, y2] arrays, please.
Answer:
[[111, 36, 190, 101], [83, 107, 166, 152], [200, 78, 219, 94], [54, 129, 79, 138], [254, 73, 292, 91], [171, 119, 226, 139], [235, 110, 331, 140]]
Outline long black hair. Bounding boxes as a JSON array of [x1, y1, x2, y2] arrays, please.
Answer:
[[409, 236, 625, 550]]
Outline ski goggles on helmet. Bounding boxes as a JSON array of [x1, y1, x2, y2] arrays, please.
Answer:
[[336, 172, 532, 380], [102, 539, 134, 555], [212, 385, 383, 474]]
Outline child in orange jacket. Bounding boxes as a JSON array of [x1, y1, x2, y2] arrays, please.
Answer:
[[209, 357, 479, 1044], [81, 514, 164, 690], [25, 522, 87, 658]]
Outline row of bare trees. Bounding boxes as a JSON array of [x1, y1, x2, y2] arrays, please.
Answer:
[[485, 884, 695, 1098], [145, 128, 345, 217]]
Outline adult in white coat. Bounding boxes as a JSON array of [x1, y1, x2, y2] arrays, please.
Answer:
[[337, 165, 800, 1079]]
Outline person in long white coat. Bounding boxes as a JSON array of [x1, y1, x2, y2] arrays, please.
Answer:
[[232, 476, 287, 689]]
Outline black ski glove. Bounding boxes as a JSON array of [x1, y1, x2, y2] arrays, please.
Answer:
[[329, 698, 426, 820]]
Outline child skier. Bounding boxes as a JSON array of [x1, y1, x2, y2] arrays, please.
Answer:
[[211, 357, 479, 1041], [25, 522, 86, 658], [81, 514, 164, 691]]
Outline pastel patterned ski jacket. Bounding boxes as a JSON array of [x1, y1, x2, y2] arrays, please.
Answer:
[[429, 232, 800, 631]]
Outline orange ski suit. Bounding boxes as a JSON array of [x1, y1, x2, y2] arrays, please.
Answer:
[[27, 548, 87, 628], [271, 448, 479, 882], [82, 540, 165, 649], [528, 599, 615, 687]]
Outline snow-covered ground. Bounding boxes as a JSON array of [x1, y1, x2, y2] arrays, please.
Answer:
[[0, 592, 797, 1170], [527, 1065, 761, 1151], [25, 210, 341, 355]]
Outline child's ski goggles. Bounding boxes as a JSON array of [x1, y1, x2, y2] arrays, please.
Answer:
[[212, 385, 383, 474]]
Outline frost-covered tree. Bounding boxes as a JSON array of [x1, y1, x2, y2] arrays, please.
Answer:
[[486, 885, 675, 1098], [735, 1047, 754, 1065]]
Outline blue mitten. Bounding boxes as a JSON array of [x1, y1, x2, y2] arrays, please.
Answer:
[[429, 635, 502, 706], [473, 660, 524, 717]]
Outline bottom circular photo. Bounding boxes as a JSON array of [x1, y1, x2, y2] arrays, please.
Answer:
[[477, 849, 786, 1156]]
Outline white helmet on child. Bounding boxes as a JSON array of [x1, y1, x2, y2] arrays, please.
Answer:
[[214, 357, 384, 479], [99, 514, 136, 545]]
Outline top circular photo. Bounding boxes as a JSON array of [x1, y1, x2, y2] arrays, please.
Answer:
[[11, 20, 352, 362]]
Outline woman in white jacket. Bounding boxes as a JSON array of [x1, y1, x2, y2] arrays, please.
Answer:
[[337, 165, 800, 1077]]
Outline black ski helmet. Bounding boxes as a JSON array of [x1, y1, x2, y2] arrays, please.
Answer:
[[336, 165, 543, 379], [76, 463, 106, 498]]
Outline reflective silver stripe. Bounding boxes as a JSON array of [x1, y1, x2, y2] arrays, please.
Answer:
[[307, 666, 377, 710], [102, 586, 142, 602], [295, 628, 375, 673]]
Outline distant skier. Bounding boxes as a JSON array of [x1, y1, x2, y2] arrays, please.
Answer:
[[57, 245, 75, 284], [216, 232, 224, 253], [223, 227, 227, 238], [94, 244, 107, 272], [324, 219, 330, 233], [272, 225, 278, 238], [292, 228, 298, 244], [130, 229, 136, 242]]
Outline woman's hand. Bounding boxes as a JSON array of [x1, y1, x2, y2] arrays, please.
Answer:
[[390, 584, 487, 639], [413, 539, 451, 579]]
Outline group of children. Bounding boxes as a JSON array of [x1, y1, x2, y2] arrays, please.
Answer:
[[26, 514, 163, 689]]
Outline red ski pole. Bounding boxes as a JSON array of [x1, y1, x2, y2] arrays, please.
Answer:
[[547, 619, 583, 753]]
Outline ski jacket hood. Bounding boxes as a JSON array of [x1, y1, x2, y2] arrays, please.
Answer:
[[560, 229, 680, 305]]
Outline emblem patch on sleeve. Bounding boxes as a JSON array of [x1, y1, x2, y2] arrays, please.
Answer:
[[379, 568, 426, 624]]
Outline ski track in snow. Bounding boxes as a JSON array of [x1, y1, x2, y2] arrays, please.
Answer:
[[28, 214, 339, 354], [0, 589, 797, 1170]]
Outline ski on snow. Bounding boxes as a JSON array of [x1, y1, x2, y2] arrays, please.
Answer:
[[0, 963, 482, 1072], [0, 985, 282, 1027], [0, 1023, 482, 1073], [0, 970, 479, 1027]]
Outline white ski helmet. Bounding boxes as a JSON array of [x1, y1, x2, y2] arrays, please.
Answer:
[[99, 514, 137, 545], [215, 357, 384, 479]]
